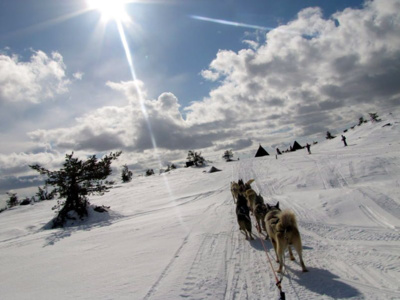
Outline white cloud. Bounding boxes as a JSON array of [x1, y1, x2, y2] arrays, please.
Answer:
[[73, 72, 84, 80], [200, 69, 220, 81], [0, 50, 70, 104], [242, 39, 259, 50]]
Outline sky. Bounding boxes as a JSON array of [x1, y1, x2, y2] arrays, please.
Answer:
[[1, 0, 400, 198]]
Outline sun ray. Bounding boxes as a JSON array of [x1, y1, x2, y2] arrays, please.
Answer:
[[86, 0, 187, 230], [1, 9, 89, 40]]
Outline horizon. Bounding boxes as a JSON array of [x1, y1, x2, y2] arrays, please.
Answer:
[[1, 0, 400, 200]]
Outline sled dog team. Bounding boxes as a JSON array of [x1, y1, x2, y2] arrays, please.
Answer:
[[231, 179, 308, 273]]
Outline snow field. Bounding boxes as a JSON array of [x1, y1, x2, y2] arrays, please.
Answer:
[[0, 115, 399, 299]]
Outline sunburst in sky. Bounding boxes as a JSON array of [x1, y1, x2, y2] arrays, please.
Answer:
[[86, 0, 131, 23]]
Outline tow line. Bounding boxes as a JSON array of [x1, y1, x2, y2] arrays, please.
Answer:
[[254, 223, 286, 300]]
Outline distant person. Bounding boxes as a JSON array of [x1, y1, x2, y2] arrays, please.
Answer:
[[341, 135, 347, 147], [306, 143, 311, 154], [276, 148, 282, 155]]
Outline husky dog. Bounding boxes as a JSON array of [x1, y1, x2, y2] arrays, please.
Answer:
[[245, 189, 257, 214], [230, 181, 240, 204], [254, 201, 268, 235], [238, 179, 255, 195], [265, 202, 308, 273], [247, 190, 265, 215], [236, 193, 254, 240]]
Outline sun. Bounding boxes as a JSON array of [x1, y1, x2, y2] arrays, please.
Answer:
[[87, 0, 130, 23]]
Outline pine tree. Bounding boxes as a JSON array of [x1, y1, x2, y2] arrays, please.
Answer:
[[121, 164, 133, 183], [187, 150, 205, 166], [30, 151, 121, 228], [6, 192, 19, 208], [222, 150, 233, 162]]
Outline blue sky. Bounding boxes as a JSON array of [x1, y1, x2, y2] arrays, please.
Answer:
[[1, 0, 400, 198]]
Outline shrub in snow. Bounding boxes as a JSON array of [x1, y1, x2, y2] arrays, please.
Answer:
[[186, 150, 205, 167], [369, 112, 381, 122], [121, 164, 133, 183], [326, 131, 336, 140], [145, 169, 155, 176], [162, 164, 177, 173], [6, 192, 19, 208], [222, 150, 234, 162]]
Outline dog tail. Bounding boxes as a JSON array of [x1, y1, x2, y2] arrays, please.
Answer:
[[276, 210, 297, 237]]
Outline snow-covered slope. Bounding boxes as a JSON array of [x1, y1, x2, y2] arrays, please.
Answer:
[[0, 114, 399, 300]]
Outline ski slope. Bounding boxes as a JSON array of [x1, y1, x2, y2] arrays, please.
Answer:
[[0, 115, 399, 299]]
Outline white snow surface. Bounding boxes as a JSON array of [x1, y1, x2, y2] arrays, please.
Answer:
[[1, 115, 400, 300]]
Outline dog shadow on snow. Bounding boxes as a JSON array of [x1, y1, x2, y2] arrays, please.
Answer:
[[288, 267, 360, 299], [248, 239, 360, 299]]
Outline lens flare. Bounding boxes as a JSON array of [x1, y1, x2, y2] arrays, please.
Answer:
[[115, 19, 187, 231], [87, 0, 130, 23]]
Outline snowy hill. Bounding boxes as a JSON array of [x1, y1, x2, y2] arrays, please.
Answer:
[[0, 114, 399, 300]]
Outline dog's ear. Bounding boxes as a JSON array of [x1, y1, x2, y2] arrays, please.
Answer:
[[276, 201, 279, 209]]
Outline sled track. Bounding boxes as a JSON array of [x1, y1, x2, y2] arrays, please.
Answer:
[[300, 220, 400, 299], [143, 234, 190, 300], [300, 221, 399, 242]]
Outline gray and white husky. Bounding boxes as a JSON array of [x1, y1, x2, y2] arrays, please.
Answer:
[[265, 202, 308, 273]]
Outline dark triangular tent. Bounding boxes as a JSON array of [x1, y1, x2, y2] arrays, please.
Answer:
[[291, 141, 303, 151], [255, 145, 269, 157], [208, 166, 222, 173]]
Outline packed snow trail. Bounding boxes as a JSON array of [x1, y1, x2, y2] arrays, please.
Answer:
[[0, 116, 399, 299]]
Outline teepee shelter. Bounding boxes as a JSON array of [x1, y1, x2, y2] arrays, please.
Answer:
[[208, 166, 222, 173], [291, 141, 303, 151], [255, 145, 269, 157]]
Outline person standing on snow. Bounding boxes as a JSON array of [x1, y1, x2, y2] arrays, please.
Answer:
[[341, 135, 348, 147], [306, 143, 311, 154]]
